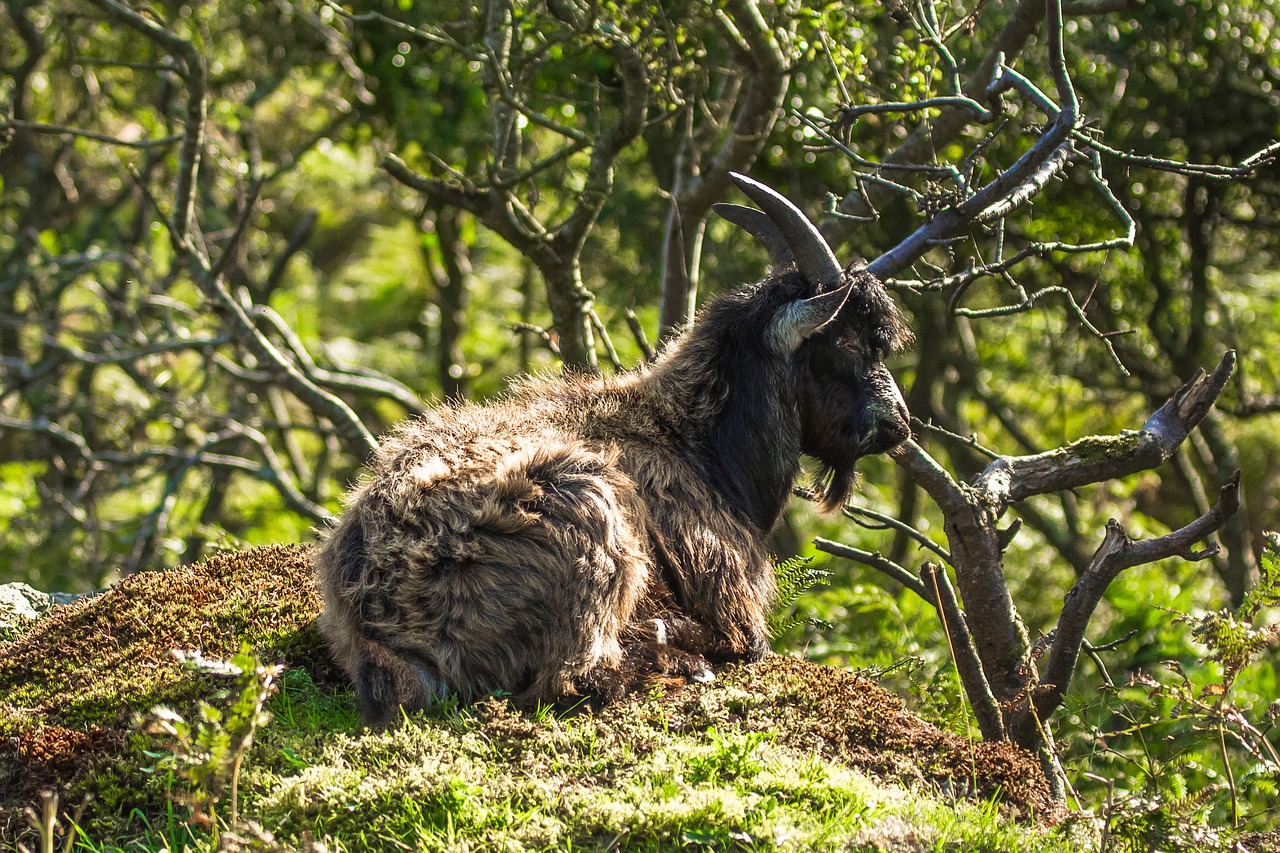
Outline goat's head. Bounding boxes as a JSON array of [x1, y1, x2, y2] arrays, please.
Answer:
[[716, 173, 913, 511]]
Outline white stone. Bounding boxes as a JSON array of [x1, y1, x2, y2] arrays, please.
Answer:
[[0, 582, 51, 629]]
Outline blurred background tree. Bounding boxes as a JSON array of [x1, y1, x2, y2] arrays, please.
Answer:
[[1, 0, 1277, 832]]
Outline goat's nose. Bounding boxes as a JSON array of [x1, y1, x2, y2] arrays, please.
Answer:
[[885, 372, 909, 424]]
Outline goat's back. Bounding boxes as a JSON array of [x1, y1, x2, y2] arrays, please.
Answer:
[[315, 388, 659, 721]]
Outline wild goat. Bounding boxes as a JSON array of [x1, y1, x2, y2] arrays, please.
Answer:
[[316, 174, 912, 725]]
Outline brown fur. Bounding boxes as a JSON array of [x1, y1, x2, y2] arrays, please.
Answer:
[[316, 267, 911, 725]]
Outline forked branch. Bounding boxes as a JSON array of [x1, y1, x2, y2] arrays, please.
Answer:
[[823, 352, 1240, 779], [1028, 472, 1241, 732]]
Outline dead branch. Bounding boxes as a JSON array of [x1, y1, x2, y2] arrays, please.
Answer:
[[974, 351, 1236, 506], [923, 562, 1007, 741], [1026, 472, 1241, 734]]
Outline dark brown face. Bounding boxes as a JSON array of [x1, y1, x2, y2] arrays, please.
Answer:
[[793, 282, 912, 510]]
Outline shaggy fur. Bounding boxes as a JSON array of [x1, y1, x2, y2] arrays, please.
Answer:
[[317, 266, 911, 725]]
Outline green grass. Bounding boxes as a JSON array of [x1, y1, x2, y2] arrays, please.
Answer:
[[160, 700, 1079, 852], [16, 665, 1079, 852]]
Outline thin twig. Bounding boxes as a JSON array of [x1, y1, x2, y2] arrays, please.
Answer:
[[813, 537, 933, 602], [843, 504, 953, 564], [0, 118, 183, 149]]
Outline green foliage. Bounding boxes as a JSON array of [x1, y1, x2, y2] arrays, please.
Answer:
[[4, 0, 1280, 845], [141, 645, 283, 836], [767, 555, 833, 639], [1062, 534, 1280, 838]]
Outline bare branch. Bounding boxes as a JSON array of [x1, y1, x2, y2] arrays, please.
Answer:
[[836, 96, 995, 126], [264, 209, 318, 295], [911, 419, 1001, 461], [383, 155, 494, 224], [813, 537, 932, 602], [0, 414, 93, 461], [250, 305, 425, 413], [624, 309, 655, 361], [923, 563, 1008, 741], [1031, 472, 1241, 725], [974, 351, 1236, 506], [0, 118, 183, 150], [1080, 134, 1280, 181], [589, 311, 625, 373], [84, 0, 207, 245], [843, 504, 953, 565], [888, 440, 969, 515]]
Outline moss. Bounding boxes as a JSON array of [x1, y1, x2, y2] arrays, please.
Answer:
[[0, 545, 332, 825], [0, 545, 330, 727], [1, 545, 1063, 851], [1063, 430, 1146, 463]]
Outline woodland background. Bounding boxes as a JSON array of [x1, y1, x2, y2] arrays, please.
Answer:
[[2, 0, 1279, 839]]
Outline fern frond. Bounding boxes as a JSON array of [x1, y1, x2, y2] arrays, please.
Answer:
[[768, 555, 833, 639]]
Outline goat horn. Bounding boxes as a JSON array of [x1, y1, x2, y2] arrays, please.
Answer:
[[727, 172, 842, 288], [712, 203, 794, 269], [767, 279, 856, 355]]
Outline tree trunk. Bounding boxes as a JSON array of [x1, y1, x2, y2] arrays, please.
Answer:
[[434, 208, 472, 401]]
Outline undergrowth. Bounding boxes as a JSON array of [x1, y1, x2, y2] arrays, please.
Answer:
[[1058, 533, 1280, 850]]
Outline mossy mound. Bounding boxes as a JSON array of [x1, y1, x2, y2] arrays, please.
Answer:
[[1, 545, 1060, 850], [629, 657, 1055, 819], [0, 545, 334, 812]]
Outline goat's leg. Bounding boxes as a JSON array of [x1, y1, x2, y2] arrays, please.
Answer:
[[648, 510, 776, 663]]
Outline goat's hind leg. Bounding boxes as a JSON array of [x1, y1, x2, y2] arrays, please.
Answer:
[[315, 515, 446, 726], [348, 635, 445, 727]]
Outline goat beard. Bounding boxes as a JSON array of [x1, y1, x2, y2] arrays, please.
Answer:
[[814, 461, 859, 513]]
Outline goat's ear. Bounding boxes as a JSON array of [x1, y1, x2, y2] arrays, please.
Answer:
[[766, 279, 855, 355]]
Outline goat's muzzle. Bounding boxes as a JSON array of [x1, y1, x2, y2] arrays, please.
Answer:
[[859, 366, 912, 456]]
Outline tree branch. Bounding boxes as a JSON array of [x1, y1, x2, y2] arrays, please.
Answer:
[[814, 536, 932, 602], [832, 0, 1048, 229], [923, 562, 1007, 741], [973, 351, 1236, 507], [1030, 472, 1241, 726], [84, 0, 207, 245]]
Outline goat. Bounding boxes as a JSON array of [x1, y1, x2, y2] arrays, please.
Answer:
[[316, 174, 912, 725]]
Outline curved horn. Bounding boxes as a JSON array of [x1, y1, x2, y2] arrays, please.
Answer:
[[728, 172, 842, 288], [766, 279, 855, 355], [712, 203, 794, 269]]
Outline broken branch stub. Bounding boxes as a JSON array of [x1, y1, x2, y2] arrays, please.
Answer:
[[975, 350, 1237, 507]]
